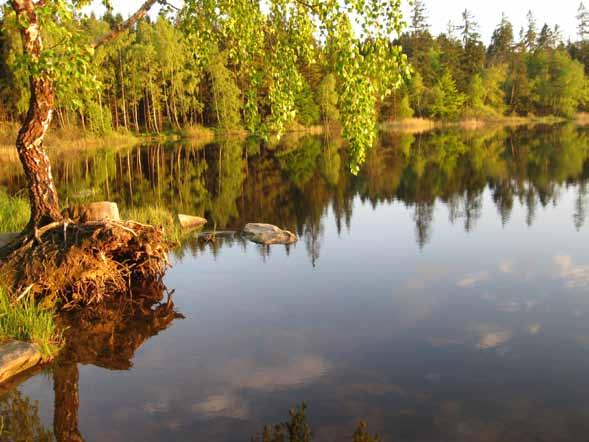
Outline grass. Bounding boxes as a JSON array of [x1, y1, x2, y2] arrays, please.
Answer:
[[121, 205, 185, 243], [0, 189, 29, 233], [182, 124, 216, 143], [0, 287, 61, 359]]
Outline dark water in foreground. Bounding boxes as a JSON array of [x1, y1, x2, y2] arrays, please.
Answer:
[[5, 125, 589, 441]]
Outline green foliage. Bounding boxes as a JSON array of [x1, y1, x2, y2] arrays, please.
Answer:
[[466, 66, 507, 117], [352, 422, 381, 442], [6, 1, 589, 176], [0, 390, 54, 442], [316, 73, 339, 124], [2, 0, 410, 172], [398, 7, 589, 120], [529, 50, 589, 117], [430, 71, 465, 120], [121, 205, 183, 243], [85, 101, 113, 135], [295, 78, 321, 127], [0, 288, 61, 359], [207, 51, 243, 132], [251, 404, 382, 442], [397, 95, 414, 119], [252, 404, 311, 442], [380, 91, 414, 121], [278, 136, 322, 188]]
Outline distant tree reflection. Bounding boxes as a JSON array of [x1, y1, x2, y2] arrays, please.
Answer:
[[2, 125, 589, 257]]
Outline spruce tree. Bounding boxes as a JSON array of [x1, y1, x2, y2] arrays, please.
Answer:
[[578, 2, 589, 41], [488, 13, 514, 63], [410, 0, 429, 35], [525, 11, 538, 51]]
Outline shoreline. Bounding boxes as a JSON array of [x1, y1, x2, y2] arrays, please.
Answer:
[[382, 116, 570, 134], [0, 115, 584, 157]]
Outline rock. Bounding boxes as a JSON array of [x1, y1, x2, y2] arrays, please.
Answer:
[[0, 341, 42, 384], [243, 223, 297, 245], [64, 201, 120, 222], [0, 233, 19, 249], [178, 214, 207, 229]]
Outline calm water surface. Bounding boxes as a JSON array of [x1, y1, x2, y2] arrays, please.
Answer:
[[5, 125, 589, 441]]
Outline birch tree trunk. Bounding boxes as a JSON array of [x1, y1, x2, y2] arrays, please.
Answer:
[[11, 0, 62, 229], [9, 0, 158, 232]]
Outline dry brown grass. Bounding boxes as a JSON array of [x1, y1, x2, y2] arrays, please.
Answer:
[[0, 122, 138, 162], [183, 124, 216, 143], [575, 113, 589, 126], [383, 117, 437, 134], [383, 115, 567, 134], [285, 122, 328, 134]]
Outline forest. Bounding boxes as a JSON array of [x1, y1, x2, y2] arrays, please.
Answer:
[[2, 1, 589, 138]]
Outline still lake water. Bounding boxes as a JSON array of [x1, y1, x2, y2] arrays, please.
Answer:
[[5, 125, 589, 441]]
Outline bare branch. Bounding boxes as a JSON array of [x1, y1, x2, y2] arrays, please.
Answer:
[[92, 0, 159, 49]]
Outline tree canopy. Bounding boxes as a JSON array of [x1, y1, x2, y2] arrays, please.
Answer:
[[2, 0, 410, 174]]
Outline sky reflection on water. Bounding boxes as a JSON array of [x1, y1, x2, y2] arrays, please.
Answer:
[[6, 125, 589, 441]]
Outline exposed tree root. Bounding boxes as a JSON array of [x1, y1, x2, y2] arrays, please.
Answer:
[[0, 220, 173, 310]]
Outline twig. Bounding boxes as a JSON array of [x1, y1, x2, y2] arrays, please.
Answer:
[[14, 284, 34, 304]]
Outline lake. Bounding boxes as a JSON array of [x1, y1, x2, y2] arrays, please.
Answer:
[[4, 124, 589, 441]]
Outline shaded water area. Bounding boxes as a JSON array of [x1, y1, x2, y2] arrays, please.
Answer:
[[4, 125, 589, 441]]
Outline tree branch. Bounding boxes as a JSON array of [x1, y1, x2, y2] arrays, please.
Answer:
[[92, 0, 160, 49]]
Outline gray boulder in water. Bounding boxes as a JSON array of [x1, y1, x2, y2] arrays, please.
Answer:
[[243, 223, 297, 245]]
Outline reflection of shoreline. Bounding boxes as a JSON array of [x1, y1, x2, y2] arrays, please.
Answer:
[[0, 283, 183, 442], [3, 126, 589, 261]]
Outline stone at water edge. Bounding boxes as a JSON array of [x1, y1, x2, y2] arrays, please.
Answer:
[[178, 214, 207, 229], [243, 223, 298, 245], [0, 233, 19, 249], [0, 341, 42, 384]]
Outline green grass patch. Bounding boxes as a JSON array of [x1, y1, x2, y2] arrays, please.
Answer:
[[121, 206, 184, 243], [0, 288, 61, 359], [0, 189, 29, 233]]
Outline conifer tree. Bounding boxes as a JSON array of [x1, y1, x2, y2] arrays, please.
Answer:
[[578, 2, 589, 41], [410, 0, 429, 35]]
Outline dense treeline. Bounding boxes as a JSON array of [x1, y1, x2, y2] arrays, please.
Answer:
[[2, 2, 589, 135], [390, 1, 589, 120], [0, 6, 340, 135]]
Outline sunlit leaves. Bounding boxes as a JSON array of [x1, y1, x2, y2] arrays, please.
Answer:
[[7, 0, 410, 173], [179, 0, 410, 172], [7, 1, 99, 111]]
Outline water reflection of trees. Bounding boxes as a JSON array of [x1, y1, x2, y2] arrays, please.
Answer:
[[0, 389, 55, 441], [2, 125, 589, 262], [0, 283, 182, 442]]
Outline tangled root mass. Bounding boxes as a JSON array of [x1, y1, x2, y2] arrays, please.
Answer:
[[0, 220, 173, 310]]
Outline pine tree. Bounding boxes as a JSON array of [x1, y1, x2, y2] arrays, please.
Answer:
[[537, 24, 557, 49], [410, 0, 429, 35], [488, 13, 514, 63], [525, 10, 538, 51], [458, 9, 480, 46], [578, 2, 589, 41]]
